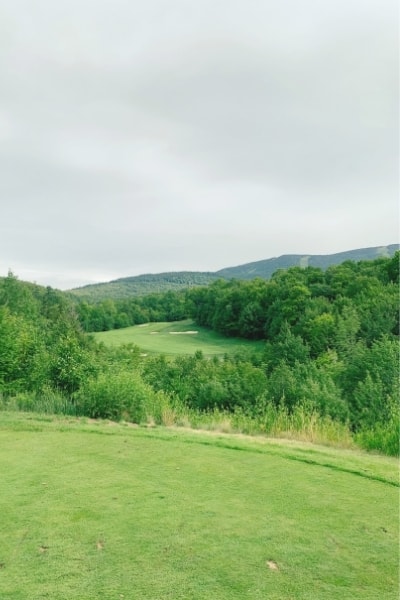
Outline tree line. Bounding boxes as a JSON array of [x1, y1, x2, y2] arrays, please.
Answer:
[[77, 290, 188, 331], [187, 254, 399, 343]]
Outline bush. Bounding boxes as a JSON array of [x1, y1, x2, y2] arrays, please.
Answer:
[[74, 371, 168, 424], [49, 335, 98, 395]]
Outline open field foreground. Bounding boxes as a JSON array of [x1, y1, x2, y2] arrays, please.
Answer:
[[0, 413, 398, 600], [92, 320, 264, 356]]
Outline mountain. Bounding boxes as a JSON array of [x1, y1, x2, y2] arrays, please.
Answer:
[[69, 244, 399, 301], [215, 244, 399, 280]]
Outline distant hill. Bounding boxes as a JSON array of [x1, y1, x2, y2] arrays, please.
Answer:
[[216, 244, 399, 280], [69, 244, 399, 301], [69, 272, 221, 300]]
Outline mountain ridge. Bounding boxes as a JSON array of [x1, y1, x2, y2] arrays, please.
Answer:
[[216, 244, 399, 279], [69, 244, 399, 300]]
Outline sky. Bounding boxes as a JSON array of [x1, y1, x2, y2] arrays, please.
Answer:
[[1, 0, 398, 290]]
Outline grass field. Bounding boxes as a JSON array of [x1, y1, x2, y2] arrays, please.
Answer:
[[92, 319, 264, 356], [0, 412, 398, 600]]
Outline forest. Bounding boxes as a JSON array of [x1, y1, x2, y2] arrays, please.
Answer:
[[0, 253, 399, 455]]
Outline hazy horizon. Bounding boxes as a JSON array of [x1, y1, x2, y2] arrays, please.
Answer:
[[2, 242, 396, 291]]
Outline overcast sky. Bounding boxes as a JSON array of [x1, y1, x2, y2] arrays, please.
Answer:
[[1, 0, 398, 289]]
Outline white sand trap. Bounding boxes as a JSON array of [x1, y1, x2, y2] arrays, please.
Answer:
[[150, 331, 159, 334], [169, 331, 198, 335]]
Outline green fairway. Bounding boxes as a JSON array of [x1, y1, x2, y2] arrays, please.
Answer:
[[0, 413, 398, 600], [92, 319, 264, 356]]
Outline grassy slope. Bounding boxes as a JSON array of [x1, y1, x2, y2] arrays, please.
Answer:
[[0, 413, 398, 600], [92, 319, 264, 356]]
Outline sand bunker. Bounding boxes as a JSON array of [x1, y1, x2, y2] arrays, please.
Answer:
[[169, 331, 198, 335]]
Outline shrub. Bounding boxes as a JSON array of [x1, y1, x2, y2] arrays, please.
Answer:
[[48, 334, 99, 395], [74, 371, 170, 424]]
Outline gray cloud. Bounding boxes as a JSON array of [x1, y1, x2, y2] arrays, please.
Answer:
[[0, 0, 398, 288]]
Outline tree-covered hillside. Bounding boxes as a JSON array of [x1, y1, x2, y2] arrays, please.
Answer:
[[68, 244, 399, 300], [69, 271, 220, 301], [216, 244, 399, 280]]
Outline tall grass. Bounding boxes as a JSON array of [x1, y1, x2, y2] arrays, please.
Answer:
[[2, 383, 397, 454], [355, 400, 400, 456], [165, 403, 355, 448], [0, 387, 77, 416]]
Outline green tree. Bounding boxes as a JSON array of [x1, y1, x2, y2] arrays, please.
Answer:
[[263, 323, 310, 373], [49, 335, 97, 395], [386, 250, 399, 283]]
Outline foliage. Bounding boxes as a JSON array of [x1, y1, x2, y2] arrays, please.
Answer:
[[76, 290, 189, 332], [0, 272, 97, 397], [74, 370, 158, 423], [185, 256, 399, 342], [49, 335, 98, 395], [142, 352, 267, 412]]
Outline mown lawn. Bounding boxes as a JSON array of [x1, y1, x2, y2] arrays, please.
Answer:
[[0, 412, 398, 600], [92, 319, 264, 356]]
